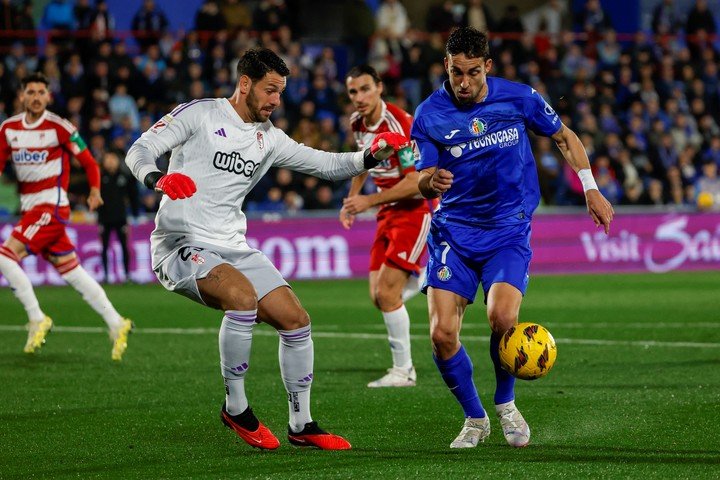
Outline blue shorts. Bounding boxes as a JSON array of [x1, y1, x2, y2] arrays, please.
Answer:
[[422, 221, 532, 304]]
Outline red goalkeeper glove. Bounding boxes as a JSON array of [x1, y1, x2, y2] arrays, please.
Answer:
[[363, 131, 410, 169], [153, 172, 197, 200]]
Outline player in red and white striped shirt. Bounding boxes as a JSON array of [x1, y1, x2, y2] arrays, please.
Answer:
[[0, 73, 132, 360], [341, 65, 434, 388]]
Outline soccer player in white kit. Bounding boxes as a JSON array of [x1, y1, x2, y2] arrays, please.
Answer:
[[125, 48, 408, 450]]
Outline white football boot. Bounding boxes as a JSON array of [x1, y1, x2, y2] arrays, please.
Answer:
[[450, 416, 491, 448], [367, 366, 417, 388], [496, 401, 531, 447]]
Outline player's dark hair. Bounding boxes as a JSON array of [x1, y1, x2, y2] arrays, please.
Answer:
[[21, 72, 50, 89], [236, 48, 290, 81], [446, 26, 490, 59], [346, 64, 382, 84]]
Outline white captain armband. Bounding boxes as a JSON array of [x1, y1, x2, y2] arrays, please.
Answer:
[[578, 168, 598, 192]]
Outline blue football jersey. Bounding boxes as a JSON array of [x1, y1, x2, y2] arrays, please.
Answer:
[[412, 77, 561, 226]]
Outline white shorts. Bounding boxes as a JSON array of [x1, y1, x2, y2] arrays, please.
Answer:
[[152, 238, 288, 306]]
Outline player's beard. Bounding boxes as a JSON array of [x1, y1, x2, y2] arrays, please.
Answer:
[[246, 87, 271, 122]]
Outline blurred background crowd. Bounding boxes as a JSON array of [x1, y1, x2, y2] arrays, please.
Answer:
[[0, 0, 719, 219]]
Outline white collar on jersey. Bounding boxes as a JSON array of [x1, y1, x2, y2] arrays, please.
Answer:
[[22, 110, 48, 130], [363, 100, 388, 132]]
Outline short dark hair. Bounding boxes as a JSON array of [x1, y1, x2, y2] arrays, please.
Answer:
[[236, 48, 289, 81], [21, 72, 50, 89], [446, 26, 490, 59], [346, 64, 382, 84]]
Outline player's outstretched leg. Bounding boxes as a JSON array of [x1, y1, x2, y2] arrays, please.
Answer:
[[450, 416, 491, 449], [0, 246, 53, 353], [368, 303, 416, 388], [279, 325, 351, 450], [495, 400, 530, 447], [219, 310, 280, 449], [57, 259, 130, 359]]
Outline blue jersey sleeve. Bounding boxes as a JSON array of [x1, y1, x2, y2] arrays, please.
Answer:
[[523, 86, 562, 137], [411, 118, 439, 170]]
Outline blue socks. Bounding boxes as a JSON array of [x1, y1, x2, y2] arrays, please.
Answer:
[[433, 345, 485, 418], [490, 332, 516, 404]]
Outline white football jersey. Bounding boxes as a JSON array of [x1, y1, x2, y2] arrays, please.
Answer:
[[126, 98, 364, 256]]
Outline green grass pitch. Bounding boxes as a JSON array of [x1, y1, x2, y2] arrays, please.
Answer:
[[1, 271, 719, 479]]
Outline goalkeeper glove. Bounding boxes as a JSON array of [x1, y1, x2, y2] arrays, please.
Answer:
[[144, 172, 197, 200], [363, 131, 410, 169]]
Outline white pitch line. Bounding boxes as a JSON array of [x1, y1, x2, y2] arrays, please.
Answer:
[[0, 324, 719, 349]]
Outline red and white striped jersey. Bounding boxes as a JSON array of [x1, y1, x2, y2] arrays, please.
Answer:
[[0, 110, 98, 217], [350, 101, 430, 213]]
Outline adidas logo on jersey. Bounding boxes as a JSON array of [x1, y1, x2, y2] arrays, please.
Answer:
[[12, 149, 49, 164], [214, 128, 227, 137]]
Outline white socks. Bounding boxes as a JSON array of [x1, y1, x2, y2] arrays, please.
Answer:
[[62, 266, 122, 329], [382, 304, 413, 369], [0, 254, 45, 322], [219, 310, 256, 415], [279, 324, 314, 432]]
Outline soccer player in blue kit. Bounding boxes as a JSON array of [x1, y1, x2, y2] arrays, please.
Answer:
[[411, 27, 614, 448]]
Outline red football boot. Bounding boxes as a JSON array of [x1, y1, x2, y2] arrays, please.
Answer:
[[287, 421, 351, 450], [221, 404, 280, 450]]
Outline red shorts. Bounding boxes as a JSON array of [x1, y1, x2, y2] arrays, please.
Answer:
[[11, 207, 75, 259], [369, 209, 431, 274]]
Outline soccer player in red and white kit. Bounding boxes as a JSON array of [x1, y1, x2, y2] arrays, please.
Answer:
[[0, 73, 132, 360], [341, 65, 433, 388]]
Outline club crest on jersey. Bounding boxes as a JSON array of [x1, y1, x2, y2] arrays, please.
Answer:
[[437, 265, 452, 282], [256, 132, 264, 150], [469, 118, 487, 136]]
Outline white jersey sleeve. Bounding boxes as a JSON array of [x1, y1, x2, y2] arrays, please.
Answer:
[[126, 99, 213, 183], [270, 128, 365, 180]]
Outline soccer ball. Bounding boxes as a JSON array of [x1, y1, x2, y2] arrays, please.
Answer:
[[498, 322, 557, 380]]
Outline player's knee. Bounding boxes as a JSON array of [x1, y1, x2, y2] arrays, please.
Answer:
[[431, 325, 458, 355], [374, 287, 402, 312], [488, 308, 517, 335], [222, 284, 258, 312], [282, 308, 311, 330]]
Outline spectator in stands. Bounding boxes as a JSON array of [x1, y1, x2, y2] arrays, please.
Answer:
[[220, 0, 252, 31], [109, 84, 140, 131], [131, 0, 169, 53], [426, 1, 464, 33], [695, 159, 720, 210], [195, 0, 227, 47], [254, 0, 290, 31], [375, 0, 410, 40], [89, 0, 114, 42], [685, 0, 717, 36], [651, 0, 681, 35], [464, 0, 495, 34]]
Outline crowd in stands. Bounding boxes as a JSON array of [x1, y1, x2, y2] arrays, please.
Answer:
[[1, 0, 720, 217]]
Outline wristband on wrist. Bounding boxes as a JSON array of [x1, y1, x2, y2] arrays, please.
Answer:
[[578, 168, 598, 192], [144, 171, 164, 190]]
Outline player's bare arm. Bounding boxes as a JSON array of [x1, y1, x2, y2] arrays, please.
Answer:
[[343, 171, 422, 215], [87, 187, 104, 211], [418, 167, 453, 199], [339, 172, 369, 229], [551, 123, 614, 234]]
